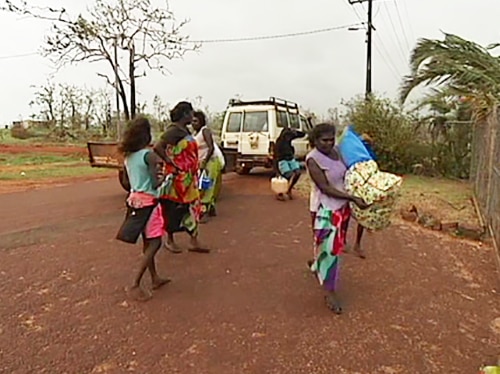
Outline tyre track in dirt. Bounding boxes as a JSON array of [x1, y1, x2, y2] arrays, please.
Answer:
[[0, 173, 499, 373]]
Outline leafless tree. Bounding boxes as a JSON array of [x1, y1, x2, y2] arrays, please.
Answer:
[[29, 80, 57, 126], [152, 94, 170, 131], [3, 0, 199, 120]]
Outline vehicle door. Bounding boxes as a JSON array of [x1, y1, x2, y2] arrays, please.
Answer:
[[221, 111, 242, 151], [220, 111, 243, 172], [291, 113, 309, 159], [239, 110, 270, 155]]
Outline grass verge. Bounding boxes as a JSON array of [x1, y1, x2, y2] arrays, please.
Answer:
[[0, 162, 112, 181], [295, 174, 478, 226]]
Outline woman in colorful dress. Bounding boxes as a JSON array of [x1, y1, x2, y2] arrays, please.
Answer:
[[154, 101, 210, 254], [306, 123, 369, 314], [192, 110, 225, 222], [116, 116, 170, 301]]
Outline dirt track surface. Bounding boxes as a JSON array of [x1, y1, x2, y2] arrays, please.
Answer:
[[0, 172, 499, 373]]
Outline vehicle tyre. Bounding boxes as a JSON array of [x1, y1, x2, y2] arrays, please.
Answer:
[[118, 168, 130, 192], [236, 166, 252, 175]]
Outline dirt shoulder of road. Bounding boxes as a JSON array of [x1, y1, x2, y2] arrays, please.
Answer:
[[0, 175, 498, 373], [0, 173, 116, 194]]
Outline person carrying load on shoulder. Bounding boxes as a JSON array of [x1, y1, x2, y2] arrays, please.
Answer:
[[337, 125, 403, 259]]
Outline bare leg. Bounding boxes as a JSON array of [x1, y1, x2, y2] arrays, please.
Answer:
[[146, 238, 171, 290], [199, 206, 210, 224], [287, 171, 301, 199], [165, 232, 182, 254], [353, 224, 366, 259], [307, 212, 316, 269], [188, 231, 211, 253], [208, 205, 217, 217], [325, 291, 342, 314], [131, 237, 164, 301]]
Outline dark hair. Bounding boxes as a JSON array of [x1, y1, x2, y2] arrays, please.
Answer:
[[276, 127, 294, 144], [193, 110, 207, 127], [118, 116, 152, 154], [170, 101, 193, 122], [308, 123, 336, 147]]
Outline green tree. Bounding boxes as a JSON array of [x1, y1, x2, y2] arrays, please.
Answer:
[[400, 33, 500, 119]]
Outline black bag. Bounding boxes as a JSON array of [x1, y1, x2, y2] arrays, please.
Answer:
[[116, 205, 156, 244]]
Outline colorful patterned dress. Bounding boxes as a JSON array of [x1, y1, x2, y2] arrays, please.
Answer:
[[159, 125, 202, 235], [307, 148, 351, 292], [194, 126, 225, 214]]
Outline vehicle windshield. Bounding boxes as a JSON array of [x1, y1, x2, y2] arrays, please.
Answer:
[[242, 111, 268, 132]]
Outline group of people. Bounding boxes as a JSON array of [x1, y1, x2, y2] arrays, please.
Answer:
[[115, 101, 400, 314], [116, 101, 224, 301]]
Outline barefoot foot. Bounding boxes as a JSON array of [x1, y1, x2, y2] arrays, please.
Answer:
[[325, 293, 342, 314], [152, 277, 172, 290], [353, 245, 366, 259], [165, 241, 183, 254], [188, 238, 211, 253], [129, 285, 152, 302]]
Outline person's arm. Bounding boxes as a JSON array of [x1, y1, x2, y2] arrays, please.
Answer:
[[306, 158, 369, 208], [201, 128, 215, 169], [307, 158, 353, 200], [153, 139, 169, 163], [153, 134, 179, 171], [145, 151, 165, 189], [292, 130, 306, 139]]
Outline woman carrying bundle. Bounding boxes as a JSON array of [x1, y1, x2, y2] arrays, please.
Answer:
[[337, 125, 403, 257]]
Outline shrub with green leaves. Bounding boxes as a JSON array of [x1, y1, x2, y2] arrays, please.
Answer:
[[342, 95, 471, 178]]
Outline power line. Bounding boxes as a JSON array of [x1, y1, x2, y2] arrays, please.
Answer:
[[381, 2, 408, 65], [393, 0, 411, 52], [403, 0, 416, 47], [345, 0, 401, 88], [0, 52, 39, 60], [346, 0, 373, 97], [354, 1, 403, 77], [187, 23, 365, 44], [401, 0, 416, 44], [0, 23, 363, 61], [373, 35, 401, 81]]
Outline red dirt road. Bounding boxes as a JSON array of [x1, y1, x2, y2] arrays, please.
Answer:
[[0, 172, 499, 373]]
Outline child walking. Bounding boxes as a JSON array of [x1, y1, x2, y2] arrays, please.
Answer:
[[116, 116, 171, 301]]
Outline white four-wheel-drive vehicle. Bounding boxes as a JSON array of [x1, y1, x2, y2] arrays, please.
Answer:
[[220, 97, 313, 174]]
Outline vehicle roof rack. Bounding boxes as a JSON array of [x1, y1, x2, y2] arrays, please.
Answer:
[[227, 96, 299, 110]]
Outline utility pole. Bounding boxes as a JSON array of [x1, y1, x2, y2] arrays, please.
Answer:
[[113, 36, 121, 140], [366, 0, 373, 98], [348, 0, 374, 99]]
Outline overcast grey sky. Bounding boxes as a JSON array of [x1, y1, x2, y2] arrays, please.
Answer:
[[0, 0, 499, 125]]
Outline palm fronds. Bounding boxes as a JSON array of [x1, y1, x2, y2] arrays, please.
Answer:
[[400, 33, 500, 118]]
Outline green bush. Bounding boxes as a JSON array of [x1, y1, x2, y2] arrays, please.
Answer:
[[343, 95, 419, 174], [342, 95, 472, 178]]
